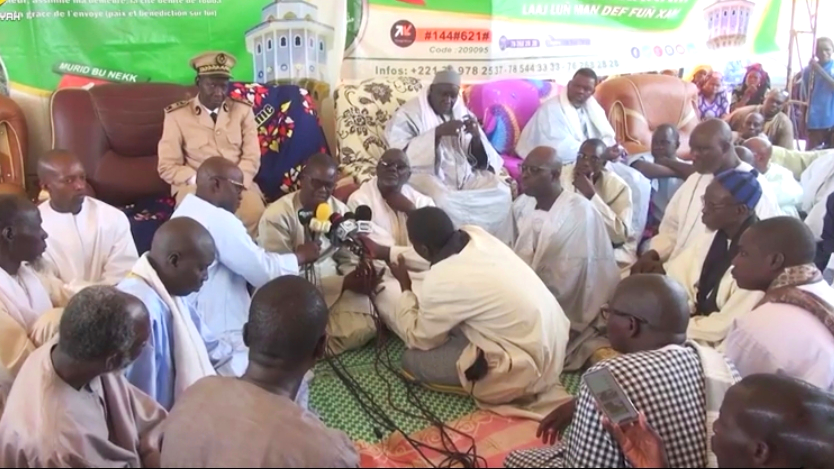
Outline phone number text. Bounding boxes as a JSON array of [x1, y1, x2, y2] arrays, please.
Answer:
[[391, 59, 621, 78]]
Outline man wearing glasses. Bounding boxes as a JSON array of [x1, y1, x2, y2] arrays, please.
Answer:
[[171, 157, 320, 379], [506, 273, 739, 468], [158, 51, 264, 238], [560, 139, 636, 273], [258, 154, 381, 355], [513, 146, 620, 371], [346, 149, 435, 341], [663, 169, 765, 347]]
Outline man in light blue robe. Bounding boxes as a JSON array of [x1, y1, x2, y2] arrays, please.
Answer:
[[119, 218, 233, 411], [172, 158, 320, 377]]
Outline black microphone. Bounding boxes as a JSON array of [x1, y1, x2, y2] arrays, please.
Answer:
[[355, 205, 373, 234], [298, 209, 314, 227]]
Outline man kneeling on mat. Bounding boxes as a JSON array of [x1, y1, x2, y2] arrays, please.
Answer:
[[386, 207, 572, 419]]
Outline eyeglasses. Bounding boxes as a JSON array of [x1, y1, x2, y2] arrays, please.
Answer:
[[379, 160, 410, 172], [215, 177, 245, 192], [305, 177, 335, 190], [701, 196, 739, 211], [601, 304, 649, 325], [520, 164, 552, 175]]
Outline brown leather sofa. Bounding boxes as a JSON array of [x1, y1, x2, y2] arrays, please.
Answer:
[[595, 74, 700, 159], [0, 95, 28, 190], [51, 83, 197, 206]]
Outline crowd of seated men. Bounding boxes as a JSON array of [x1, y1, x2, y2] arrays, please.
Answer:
[[0, 48, 832, 468]]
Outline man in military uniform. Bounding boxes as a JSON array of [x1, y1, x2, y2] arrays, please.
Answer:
[[158, 51, 264, 237]]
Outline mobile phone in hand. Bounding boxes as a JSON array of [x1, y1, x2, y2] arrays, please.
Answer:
[[583, 368, 640, 425]]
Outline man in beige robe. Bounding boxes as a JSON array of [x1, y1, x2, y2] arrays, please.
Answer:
[[561, 139, 636, 272], [0, 286, 166, 467], [347, 149, 435, 340], [259, 154, 379, 354], [37, 150, 138, 293], [0, 195, 70, 415], [387, 207, 571, 420], [157, 51, 264, 237], [663, 173, 765, 347], [384, 68, 513, 244], [160, 276, 358, 468]]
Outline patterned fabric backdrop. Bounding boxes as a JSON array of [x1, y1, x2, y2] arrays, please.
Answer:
[[229, 83, 330, 203]]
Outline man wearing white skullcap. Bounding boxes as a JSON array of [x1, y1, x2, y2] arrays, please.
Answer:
[[384, 68, 513, 243]]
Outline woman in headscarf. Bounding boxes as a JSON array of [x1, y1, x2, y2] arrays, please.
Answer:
[[686, 65, 713, 89], [731, 63, 771, 112], [696, 71, 730, 119]]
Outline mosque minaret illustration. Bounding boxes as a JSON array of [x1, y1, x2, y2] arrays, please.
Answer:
[[245, 0, 335, 83]]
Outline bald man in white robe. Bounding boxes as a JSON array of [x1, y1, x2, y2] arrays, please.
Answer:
[[513, 147, 620, 371], [37, 151, 138, 293]]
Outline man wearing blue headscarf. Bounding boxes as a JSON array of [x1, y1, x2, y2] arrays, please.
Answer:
[[661, 168, 766, 348]]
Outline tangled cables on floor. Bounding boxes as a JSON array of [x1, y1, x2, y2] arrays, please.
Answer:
[[321, 253, 485, 468]]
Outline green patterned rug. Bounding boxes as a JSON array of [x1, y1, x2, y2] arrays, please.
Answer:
[[310, 338, 582, 443]]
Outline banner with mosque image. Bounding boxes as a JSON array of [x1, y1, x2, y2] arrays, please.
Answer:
[[343, 0, 788, 83]]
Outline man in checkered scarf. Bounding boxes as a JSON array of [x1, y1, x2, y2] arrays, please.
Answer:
[[505, 274, 740, 468]]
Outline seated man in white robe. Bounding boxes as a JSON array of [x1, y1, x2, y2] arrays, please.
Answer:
[[561, 139, 636, 271], [0, 286, 166, 467], [118, 218, 233, 410], [797, 150, 834, 239], [384, 68, 513, 243], [628, 125, 691, 234], [0, 195, 71, 415], [37, 150, 138, 293], [517, 68, 620, 165], [347, 149, 434, 339], [663, 170, 765, 346], [732, 112, 768, 145], [513, 146, 620, 371], [259, 154, 379, 355], [742, 137, 802, 217], [633, 119, 783, 273], [172, 157, 319, 376], [728, 217, 834, 391], [386, 207, 572, 419]]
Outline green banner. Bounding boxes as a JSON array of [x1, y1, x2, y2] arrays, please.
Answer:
[[0, 0, 785, 97]]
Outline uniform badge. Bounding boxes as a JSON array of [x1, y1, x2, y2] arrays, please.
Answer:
[[216, 53, 227, 65]]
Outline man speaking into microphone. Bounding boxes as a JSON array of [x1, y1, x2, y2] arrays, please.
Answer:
[[259, 154, 382, 354], [348, 149, 436, 340]]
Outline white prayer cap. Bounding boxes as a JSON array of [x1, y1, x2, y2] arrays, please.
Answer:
[[432, 67, 461, 87]]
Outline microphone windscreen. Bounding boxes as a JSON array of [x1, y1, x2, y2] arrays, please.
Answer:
[[343, 212, 356, 220], [315, 203, 332, 222], [355, 205, 373, 221], [297, 209, 314, 225]]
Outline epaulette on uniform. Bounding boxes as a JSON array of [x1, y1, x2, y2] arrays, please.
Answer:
[[164, 100, 190, 113], [229, 95, 253, 107]]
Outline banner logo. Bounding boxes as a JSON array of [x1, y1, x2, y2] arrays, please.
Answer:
[[390, 20, 416, 48]]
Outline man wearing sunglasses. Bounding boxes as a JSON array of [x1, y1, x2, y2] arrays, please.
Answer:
[[513, 146, 619, 371], [259, 154, 381, 355], [347, 149, 435, 341]]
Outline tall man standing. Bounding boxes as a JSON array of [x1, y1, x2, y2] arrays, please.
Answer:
[[158, 51, 263, 237], [385, 68, 513, 243]]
